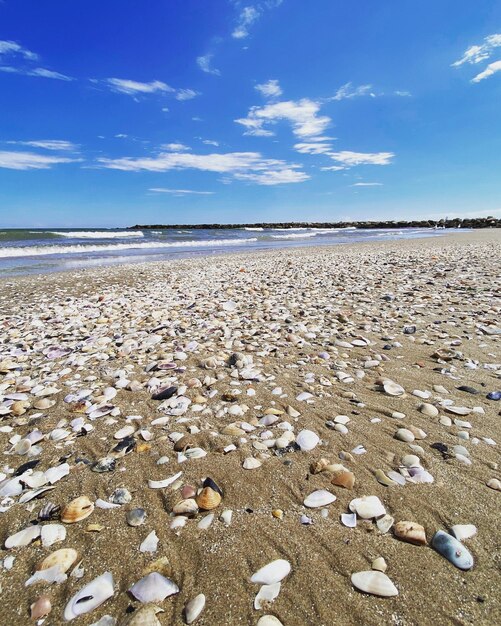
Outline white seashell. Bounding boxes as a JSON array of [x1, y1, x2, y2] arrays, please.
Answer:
[[140, 530, 159, 553], [183, 447, 207, 460], [412, 389, 430, 399], [129, 572, 179, 603], [148, 471, 183, 489], [445, 405, 472, 415], [64, 572, 114, 620], [185, 593, 206, 624], [114, 425, 134, 439], [41, 524, 67, 547], [395, 428, 415, 443], [45, 463, 70, 484], [250, 559, 291, 585], [304, 489, 336, 508], [5, 524, 41, 549], [419, 402, 439, 417], [349, 496, 386, 519], [170, 516, 188, 530], [351, 571, 398, 597], [25, 564, 68, 586], [254, 582, 281, 610], [0, 477, 23, 497], [197, 513, 215, 530], [14, 438, 31, 455], [220, 509, 233, 526], [257, 617, 284, 626], [243, 457, 262, 470], [341, 513, 357, 528], [377, 514, 395, 533], [451, 524, 477, 541], [296, 429, 319, 451], [401, 454, 421, 468], [296, 392, 314, 402], [383, 380, 405, 396], [95, 498, 120, 509]]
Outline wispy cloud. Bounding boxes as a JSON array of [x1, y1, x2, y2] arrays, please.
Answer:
[[149, 188, 215, 195], [0, 40, 38, 61], [161, 143, 191, 151], [329, 151, 394, 166], [471, 60, 501, 83], [0, 65, 73, 81], [329, 82, 374, 101], [202, 139, 220, 147], [0, 150, 81, 170], [175, 88, 200, 101], [98, 149, 309, 185], [196, 54, 220, 76], [232, 6, 261, 39], [452, 33, 501, 67], [236, 99, 331, 138], [0, 39, 71, 80], [255, 79, 282, 98], [100, 78, 200, 100], [351, 182, 383, 186], [294, 142, 333, 155], [7, 139, 79, 151]]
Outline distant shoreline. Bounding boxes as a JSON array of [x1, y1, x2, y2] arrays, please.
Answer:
[[128, 217, 500, 230]]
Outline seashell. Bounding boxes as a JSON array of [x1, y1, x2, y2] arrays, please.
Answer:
[[349, 496, 386, 519], [341, 513, 357, 528], [431, 530, 474, 570], [38, 501, 61, 521], [331, 470, 355, 489], [61, 496, 94, 523], [14, 438, 32, 455], [127, 508, 147, 527], [196, 487, 221, 511], [382, 380, 405, 396], [109, 488, 132, 505], [38, 548, 78, 573], [257, 617, 284, 626], [486, 478, 501, 491], [250, 559, 291, 585], [148, 470, 183, 489], [419, 402, 439, 417], [34, 398, 56, 410], [310, 458, 330, 474], [376, 515, 395, 535], [375, 469, 398, 487], [220, 509, 233, 526], [185, 593, 206, 624], [64, 571, 114, 620], [96, 499, 120, 510], [272, 509, 283, 520], [372, 557, 387, 572], [351, 571, 398, 597], [181, 485, 197, 499], [129, 572, 180, 603], [395, 428, 415, 443], [451, 524, 477, 541], [92, 457, 116, 473], [182, 447, 207, 461], [296, 429, 319, 451], [114, 425, 135, 439], [173, 498, 199, 515], [487, 390, 501, 401], [394, 521, 427, 545], [243, 457, 262, 470], [222, 424, 245, 436], [140, 530, 159, 553], [110, 435, 136, 458], [25, 564, 68, 586], [5, 524, 41, 549], [45, 463, 70, 484], [304, 489, 336, 508], [445, 405, 472, 415], [254, 582, 281, 610], [31, 595, 52, 620], [401, 454, 421, 468], [41, 524, 67, 547], [386, 471, 406, 486], [152, 385, 178, 401], [197, 513, 215, 530], [122, 605, 164, 626]]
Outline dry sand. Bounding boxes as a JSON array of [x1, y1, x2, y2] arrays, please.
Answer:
[[0, 230, 500, 626]]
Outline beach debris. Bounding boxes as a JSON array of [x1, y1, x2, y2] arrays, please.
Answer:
[[351, 571, 398, 597]]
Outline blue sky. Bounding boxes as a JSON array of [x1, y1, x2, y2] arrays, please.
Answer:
[[0, 0, 500, 227]]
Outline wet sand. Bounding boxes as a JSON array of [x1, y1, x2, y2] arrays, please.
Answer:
[[0, 230, 500, 626]]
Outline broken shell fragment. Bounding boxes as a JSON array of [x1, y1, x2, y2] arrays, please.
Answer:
[[38, 548, 78, 573], [129, 572, 180, 603], [349, 496, 386, 519], [184, 593, 206, 624], [64, 572, 114, 621], [394, 521, 427, 545], [351, 571, 398, 597], [250, 559, 291, 585], [331, 470, 355, 489], [127, 508, 147, 527]]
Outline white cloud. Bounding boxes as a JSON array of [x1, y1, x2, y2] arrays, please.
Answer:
[[471, 60, 501, 83], [351, 182, 383, 186], [98, 149, 308, 185], [0, 65, 72, 80], [175, 88, 200, 101], [0, 40, 38, 61], [255, 79, 282, 98], [329, 82, 373, 101], [232, 6, 260, 39], [149, 188, 214, 195], [328, 151, 394, 166], [161, 143, 191, 152], [105, 78, 173, 95], [236, 99, 331, 138], [394, 90, 411, 97], [0, 150, 80, 170], [452, 33, 501, 66], [196, 54, 220, 76], [294, 142, 333, 155], [320, 165, 346, 171], [7, 139, 78, 151], [202, 139, 220, 146]]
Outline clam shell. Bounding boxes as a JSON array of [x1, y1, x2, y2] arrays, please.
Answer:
[[38, 501, 61, 521], [41, 523, 67, 547], [197, 513, 215, 530], [395, 428, 415, 443], [394, 521, 427, 545], [331, 470, 355, 489], [31, 595, 52, 620], [34, 398, 56, 410], [185, 593, 206, 624], [257, 617, 284, 626], [109, 488, 132, 505], [5, 524, 41, 549], [196, 487, 221, 511], [303, 489, 336, 508], [123, 605, 164, 626], [92, 457, 116, 473], [173, 498, 199, 515], [243, 457, 262, 470], [351, 571, 398, 597], [349, 496, 386, 519], [250, 559, 291, 585], [61, 496, 94, 523], [148, 470, 183, 489], [431, 530, 474, 570], [296, 429, 319, 451], [419, 402, 439, 417], [383, 380, 405, 396], [129, 572, 180, 603], [64, 571, 114, 620], [38, 548, 78, 573], [254, 582, 281, 610], [127, 508, 147, 527], [114, 425, 135, 439], [341, 513, 357, 527]]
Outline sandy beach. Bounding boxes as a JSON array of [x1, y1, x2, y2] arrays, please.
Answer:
[[0, 230, 500, 626]]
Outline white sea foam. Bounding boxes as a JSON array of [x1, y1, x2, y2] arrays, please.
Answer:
[[49, 231, 144, 239], [244, 227, 264, 231], [270, 230, 338, 239], [0, 238, 258, 259]]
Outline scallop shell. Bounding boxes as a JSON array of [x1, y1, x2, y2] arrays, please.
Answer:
[[61, 496, 94, 523], [303, 489, 336, 508], [38, 548, 78, 573], [185, 593, 206, 624], [196, 487, 221, 511], [250, 559, 291, 585], [394, 521, 427, 545], [129, 572, 179, 603], [351, 571, 398, 597], [64, 571, 114, 620]]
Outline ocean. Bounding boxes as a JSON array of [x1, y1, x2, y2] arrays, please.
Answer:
[[0, 227, 453, 277]]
